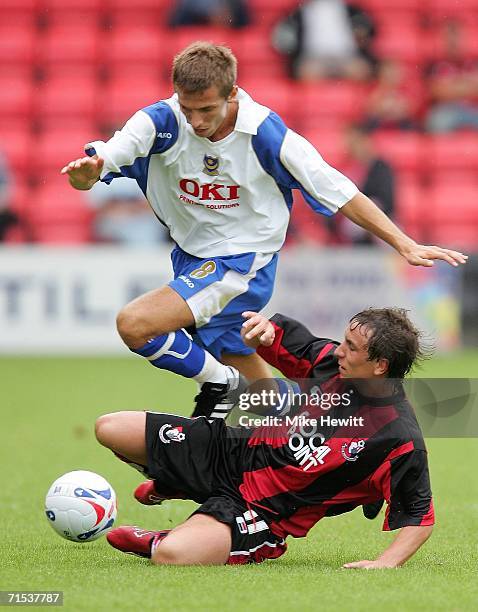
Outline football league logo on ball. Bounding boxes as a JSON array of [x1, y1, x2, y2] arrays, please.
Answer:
[[203, 154, 220, 176]]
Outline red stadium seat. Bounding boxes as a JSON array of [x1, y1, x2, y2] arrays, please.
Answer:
[[0, 25, 36, 66], [288, 191, 330, 245], [107, 0, 170, 7], [426, 0, 478, 19], [427, 224, 478, 251], [359, 0, 422, 10], [41, 64, 100, 80], [39, 0, 102, 8], [107, 1, 178, 27], [239, 76, 293, 119], [248, 0, 299, 27], [38, 25, 100, 67], [35, 76, 98, 122], [422, 22, 478, 61], [426, 134, 478, 172], [300, 129, 347, 170], [0, 127, 32, 174], [29, 181, 93, 244], [235, 27, 287, 78], [104, 27, 163, 68], [1, 0, 37, 10], [373, 22, 423, 63], [297, 82, 368, 123], [372, 132, 425, 174], [427, 182, 478, 250], [38, 0, 104, 26], [101, 76, 166, 126], [395, 179, 427, 239], [35, 128, 100, 177], [0, 77, 33, 120]]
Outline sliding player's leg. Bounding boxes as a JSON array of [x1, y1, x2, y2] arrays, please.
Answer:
[[95, 411, 147, 468], [108, 496, 288, 565], [95, 410, 187, 503], [106, 514, 231, 564], [151, 514, 231, 565]]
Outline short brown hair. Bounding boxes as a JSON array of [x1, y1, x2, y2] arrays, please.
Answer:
[[172, 41, 237, 98], [349, 308, 430, 379]]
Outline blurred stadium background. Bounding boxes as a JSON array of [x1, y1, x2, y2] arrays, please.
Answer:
[[0, 0, 477, 354]]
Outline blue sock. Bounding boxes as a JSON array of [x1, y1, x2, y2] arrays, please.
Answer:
[[132, 330, 229, 383]]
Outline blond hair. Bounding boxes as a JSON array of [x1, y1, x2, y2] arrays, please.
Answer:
[[172, 41, 237, 98]]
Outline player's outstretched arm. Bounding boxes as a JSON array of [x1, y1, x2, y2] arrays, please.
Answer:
[[343, 525, 433, 570], [60, 156, 104, 190], [340, 192, 468, 267], [241, 311, 275, 349]]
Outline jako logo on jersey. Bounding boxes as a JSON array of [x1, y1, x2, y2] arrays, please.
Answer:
[[203, 154, 219, 176], [157, 132, 172, 139], [179, 179, 240, 201], [179, 274, 195, 288], [341, 439, 365, 462], [159, 424, 186, 444], [288, 433, 331, 472]]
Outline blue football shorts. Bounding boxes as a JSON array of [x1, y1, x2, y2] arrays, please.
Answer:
[[168, 246, 278, 359]]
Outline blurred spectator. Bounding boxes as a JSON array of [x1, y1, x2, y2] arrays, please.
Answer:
[[425, 21, 478, 133], [273, 0, 377, 81], [328, 125, 395, 245], [0, 154, 18, 242], [87, 178, 167, 247], [363, 59, 417, 131], [169, 0, 250, 29]]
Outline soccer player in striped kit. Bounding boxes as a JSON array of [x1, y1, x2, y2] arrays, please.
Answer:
[[62, 42, 466, 419], [96, 307, 434, 568]]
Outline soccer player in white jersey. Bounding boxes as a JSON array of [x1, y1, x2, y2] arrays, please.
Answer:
[[61, 42, 466, 419]]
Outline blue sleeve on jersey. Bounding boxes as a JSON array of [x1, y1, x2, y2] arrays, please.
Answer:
[[251, 112, 333, 216], [142, 102, 179, 154], [99, 102, 179, 194]]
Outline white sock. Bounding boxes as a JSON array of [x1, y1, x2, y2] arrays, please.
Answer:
[[194, 352, 231, 384]]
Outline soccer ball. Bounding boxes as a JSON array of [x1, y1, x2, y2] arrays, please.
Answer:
[[45, 470, 117, 543]]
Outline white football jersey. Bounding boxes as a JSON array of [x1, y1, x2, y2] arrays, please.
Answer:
[[86, 89, 358, 258]]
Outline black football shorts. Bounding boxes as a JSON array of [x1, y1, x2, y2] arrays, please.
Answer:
[[144, 411, 287, 565]]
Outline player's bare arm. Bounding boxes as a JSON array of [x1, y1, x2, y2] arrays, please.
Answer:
[[341, 192, 468, 267], [343, 524, 433, 570], [60, 155, 104, 190]]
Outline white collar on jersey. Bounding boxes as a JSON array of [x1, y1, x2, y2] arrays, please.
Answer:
[[234, 87, 270, 135]]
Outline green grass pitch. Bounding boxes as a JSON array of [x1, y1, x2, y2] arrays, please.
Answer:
[[1, 352, 477, 611]]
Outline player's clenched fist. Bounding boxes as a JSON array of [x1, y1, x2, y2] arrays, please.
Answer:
[[60, 156, 104, 190], [241, 311, 275, 348]]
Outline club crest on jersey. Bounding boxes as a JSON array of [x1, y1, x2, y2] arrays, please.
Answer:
[[203, 154, 220, 176], [341, 439, 365, 462], [159, 424, 186, 444]]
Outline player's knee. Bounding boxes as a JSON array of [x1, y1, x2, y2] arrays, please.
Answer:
[[116, 307, 151, 346], [95, 413, 121, 448], [150, 539, 188, 566]]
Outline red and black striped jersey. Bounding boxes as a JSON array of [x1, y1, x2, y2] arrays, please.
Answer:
[[232, 314, 434, 539]]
